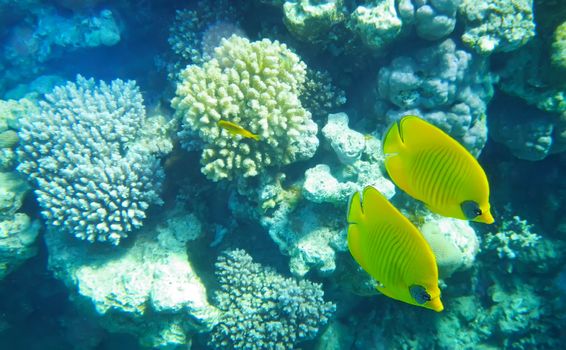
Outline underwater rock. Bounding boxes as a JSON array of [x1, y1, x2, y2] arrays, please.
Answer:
[[45, 208, 220, 349], [489, 100, 555, 161]]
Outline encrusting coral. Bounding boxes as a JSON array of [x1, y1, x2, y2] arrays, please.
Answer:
[[376, 39, 495, 156], [17, 76, 171, 245], [172, 35, 319, 181], [209, 249, 335, 350]]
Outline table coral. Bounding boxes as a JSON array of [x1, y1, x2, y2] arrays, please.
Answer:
[[209, 249, 335, 350], [172, 35, 319, 181], [17, 76, 171, 245]]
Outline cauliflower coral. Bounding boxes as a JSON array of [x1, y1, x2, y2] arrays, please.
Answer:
[[172, 35, 318, 181]]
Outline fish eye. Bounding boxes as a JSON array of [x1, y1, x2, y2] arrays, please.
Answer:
[[409, 285, 431, 304], [461, 200, 482, 220]]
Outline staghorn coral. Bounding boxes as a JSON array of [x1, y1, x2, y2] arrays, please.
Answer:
[[209, 249, 335, 349], [172, 35, 319, 181], [17, 76, 171, 245]]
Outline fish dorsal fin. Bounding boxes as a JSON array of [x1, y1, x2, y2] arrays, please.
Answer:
[[347, 191, 367, 270]]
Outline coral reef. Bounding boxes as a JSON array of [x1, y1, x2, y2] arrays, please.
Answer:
[[0, 99, 40, 280], [397, 0, 459, 40], [45, 207, 220, 349], [209, 249, 335, 350], [489, 97, 555, 160], [375, 39, 495, 156], [495, 38, 566, 157], [172, 35, 319, 181], [300, 68, 346, 120], [282, 0, 345, 43], [17, 76, 172, 245], [1, 7, 121, 95], [458, 0, 535, 54], [166, 1, 245, 79], [551, 21, 566, 72], [266, 0, 459, 52], [420, 215, 479, 279]]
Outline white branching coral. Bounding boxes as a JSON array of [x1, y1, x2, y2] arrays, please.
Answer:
[[17, 76, 170, 245]]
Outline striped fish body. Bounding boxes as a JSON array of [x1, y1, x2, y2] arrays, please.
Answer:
[[347, 186, 443, 312], [383, 116, 493, 224]]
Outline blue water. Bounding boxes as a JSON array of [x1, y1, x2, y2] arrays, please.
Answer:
[[1, 1, 565, 349]]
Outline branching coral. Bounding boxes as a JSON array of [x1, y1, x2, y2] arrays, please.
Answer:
[[172, 35, 319, 181], [209, 249, 335, 349], [17, 76, 170, 245]]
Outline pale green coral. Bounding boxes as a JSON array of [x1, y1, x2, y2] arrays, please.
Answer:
[[551, 21, 566, 72], [459, 0, 535, 54], [172, 35, 318, 181], [283, 0, 345, 43], [347, 0, 402, 52]]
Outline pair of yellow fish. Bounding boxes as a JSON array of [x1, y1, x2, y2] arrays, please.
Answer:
[[347, 116, 494, 312]]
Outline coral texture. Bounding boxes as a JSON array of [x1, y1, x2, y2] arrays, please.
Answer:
[[459, 0, 535, 54], [17, 76, 170, 245], [45, 208, 220, 349], [172, 35, 318, 181], [167, 1, 244, 78], [420, 215, 479, 279], [209, 249, 335, 349], [0, 99, 40, 279], [376, 39, 494, 156]]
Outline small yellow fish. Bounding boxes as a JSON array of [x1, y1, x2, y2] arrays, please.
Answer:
[[383, 116, 494, 224], [347, 186, 443, 312], [217, 120, 260, 141]]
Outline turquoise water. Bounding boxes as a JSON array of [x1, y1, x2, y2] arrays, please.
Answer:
[[1, 0, 565, 349]]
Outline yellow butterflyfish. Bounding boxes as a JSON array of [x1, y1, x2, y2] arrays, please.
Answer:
[[217, 120, 260, 141], [347, 186, 443, 312], [383, 116, 494, 224]]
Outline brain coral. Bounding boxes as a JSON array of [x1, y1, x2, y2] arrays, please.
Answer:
[[17, 76, 169, 245], [209, 249, 335, 349], [172, 35, 318, 181]]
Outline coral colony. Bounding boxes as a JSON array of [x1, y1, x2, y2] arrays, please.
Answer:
[[0, 0, 565, 349]]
